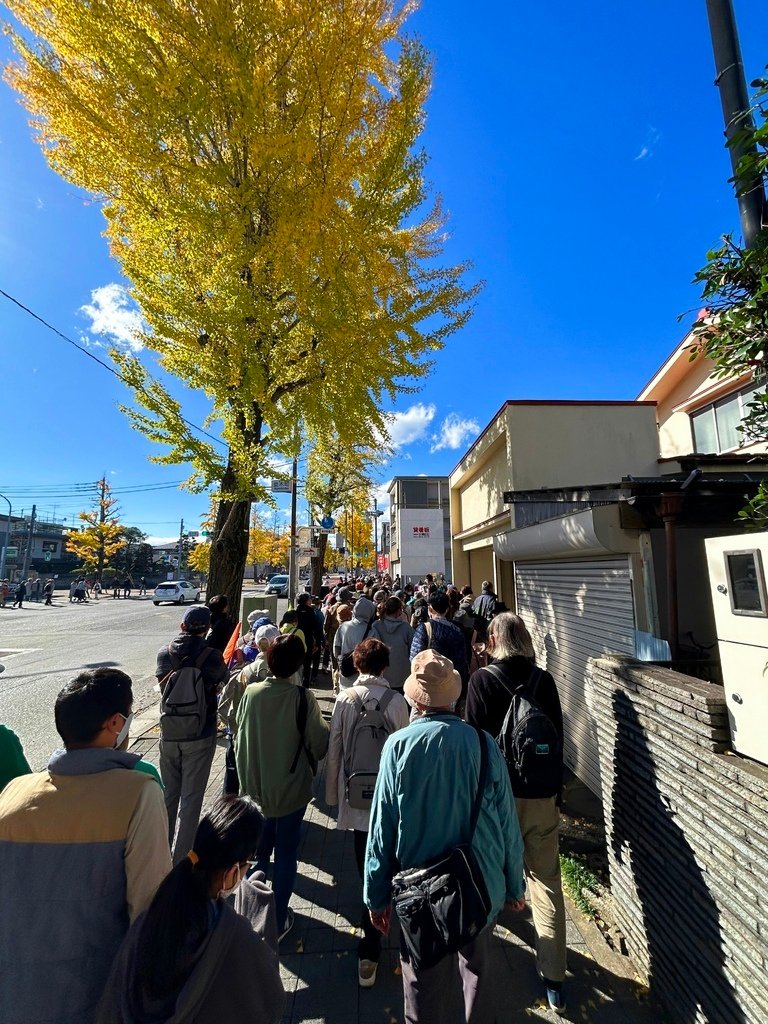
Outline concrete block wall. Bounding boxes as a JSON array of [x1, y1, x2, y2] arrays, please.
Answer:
[[586, 655, 768, 1024]]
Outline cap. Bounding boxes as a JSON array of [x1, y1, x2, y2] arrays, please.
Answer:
[[183, 606, 211, 630]]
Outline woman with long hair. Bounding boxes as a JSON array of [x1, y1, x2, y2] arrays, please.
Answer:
[[98, 796, 284, 1024]]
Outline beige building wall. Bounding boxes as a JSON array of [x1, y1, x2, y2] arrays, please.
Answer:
[[505, 403, 660, 489], [638, 337, 767, 459]]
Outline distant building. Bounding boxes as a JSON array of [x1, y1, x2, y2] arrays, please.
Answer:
[[0, 515, 72, 579], [386, 477, 451, 583]]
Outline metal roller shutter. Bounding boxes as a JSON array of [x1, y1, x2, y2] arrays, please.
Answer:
[[515, 557, 636, 795]]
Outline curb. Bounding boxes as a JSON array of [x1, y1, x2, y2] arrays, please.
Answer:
[[563, 892, 642, 983]]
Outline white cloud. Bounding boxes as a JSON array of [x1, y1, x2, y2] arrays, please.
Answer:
[[80, 283, 146, 352], [145, 535, 178, 546], [381, 402, 437, 449], [429, 413, 480, 453], [634, 125, 660, 162]]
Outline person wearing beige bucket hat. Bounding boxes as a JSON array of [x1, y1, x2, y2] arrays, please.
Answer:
[[403, 648, 462, 711], [365, 648, 526, 1022]]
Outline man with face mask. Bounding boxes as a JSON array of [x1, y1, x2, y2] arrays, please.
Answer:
[[0, 668, 171, 1024]]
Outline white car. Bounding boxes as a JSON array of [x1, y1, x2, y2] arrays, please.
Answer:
[[153, 580, 201, 606]]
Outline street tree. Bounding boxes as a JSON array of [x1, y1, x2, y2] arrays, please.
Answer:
[[247, 512, 288, 578], [305, 440, 381, 593], [691, 68, 768, 527], [187, 541, 211, 576], [66, 478, 125, 580], [111, 526, 154, 578], [6, 0, 480, 612]]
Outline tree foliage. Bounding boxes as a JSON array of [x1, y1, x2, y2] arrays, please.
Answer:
[[187, 541, 211, 575], [5, 0, 480, 607], [66, 479, 125, 578], [690, 68, 768, 527], [247, 512, 289, 572]]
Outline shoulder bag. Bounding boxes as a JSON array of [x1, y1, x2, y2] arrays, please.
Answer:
[[391, 724, 491, 970]]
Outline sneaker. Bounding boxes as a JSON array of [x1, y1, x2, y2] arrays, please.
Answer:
[[543, 979, 566, 1015], [278, 909, 295, 943], [358, 959, 378, 988]]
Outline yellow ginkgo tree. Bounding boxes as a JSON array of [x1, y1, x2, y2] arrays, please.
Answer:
[[5, 0, 480, 610], [66, 478, 125, 581]]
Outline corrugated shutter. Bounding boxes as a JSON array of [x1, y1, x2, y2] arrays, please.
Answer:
[[515, 557, 636, 796]]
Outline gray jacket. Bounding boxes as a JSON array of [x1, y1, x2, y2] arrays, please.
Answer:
[[334, 598, 376, 686], [370, 616, 414, 689], [97, 877, 284, 1024]]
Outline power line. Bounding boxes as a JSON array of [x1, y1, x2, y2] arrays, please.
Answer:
[[0, 288, 227, 451]]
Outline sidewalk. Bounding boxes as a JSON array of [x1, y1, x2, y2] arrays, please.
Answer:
[[130, 680, 667, 1024]]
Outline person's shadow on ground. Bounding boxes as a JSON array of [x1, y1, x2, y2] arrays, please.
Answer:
[[610, 689, 745, 1024]]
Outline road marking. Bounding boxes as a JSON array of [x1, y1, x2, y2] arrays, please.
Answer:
[[0, 649, 42, 658]]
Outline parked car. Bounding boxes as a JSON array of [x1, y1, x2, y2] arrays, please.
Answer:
[[153, 580, 201, 605], [265, 574, 289, 596]]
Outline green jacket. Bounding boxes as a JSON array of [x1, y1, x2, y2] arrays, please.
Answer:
[[235, 677, 329, 818], [0, 725, 32, 793]]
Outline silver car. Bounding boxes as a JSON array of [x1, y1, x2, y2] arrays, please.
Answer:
[[265, 574, 289, 596], [153, 580, 201, 605]]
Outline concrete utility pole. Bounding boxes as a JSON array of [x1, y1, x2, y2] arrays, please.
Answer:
[[706, 0, 767, 247], [20, 504, 36, 579], [177, 518, 185, 578], [0, 492, 12, 581], [287, 454, 299, 606]]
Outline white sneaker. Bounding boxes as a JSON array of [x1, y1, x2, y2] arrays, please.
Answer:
[[358, 959, 378, 988]]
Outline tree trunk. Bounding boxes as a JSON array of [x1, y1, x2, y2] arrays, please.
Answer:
[[207, 497, 251, 619]]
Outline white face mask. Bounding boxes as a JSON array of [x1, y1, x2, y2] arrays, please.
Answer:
[[218, 864, 242, 899], [115, 712, 134, 748]]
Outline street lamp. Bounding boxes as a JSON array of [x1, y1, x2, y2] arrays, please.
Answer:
[[0, 492, 12, 582]]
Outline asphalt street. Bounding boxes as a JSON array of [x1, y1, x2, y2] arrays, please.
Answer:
[[0, 589, 276, 770]]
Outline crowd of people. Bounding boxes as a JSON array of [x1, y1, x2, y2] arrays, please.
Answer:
[[0, 572, 568, 1024], [1, 574, 151, 607]]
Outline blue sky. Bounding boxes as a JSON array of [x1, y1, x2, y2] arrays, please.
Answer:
[[1, 1, 767, 543]]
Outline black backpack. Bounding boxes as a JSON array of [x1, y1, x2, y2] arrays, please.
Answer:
[[485, 663, 562, 799], [159, 647, 212, 742]]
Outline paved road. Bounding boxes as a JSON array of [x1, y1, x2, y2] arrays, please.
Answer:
[[0, 589, 279, 770]]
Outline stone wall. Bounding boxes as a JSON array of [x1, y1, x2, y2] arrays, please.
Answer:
[[586, 655, 768, 1024]]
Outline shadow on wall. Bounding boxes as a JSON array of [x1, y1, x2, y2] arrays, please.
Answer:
[[610, 690, 745, 1024]]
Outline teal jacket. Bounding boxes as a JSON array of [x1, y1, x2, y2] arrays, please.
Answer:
[[364, 714, 525, 921]]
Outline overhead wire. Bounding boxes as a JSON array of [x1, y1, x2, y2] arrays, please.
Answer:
[[0, 288, 227, 451]]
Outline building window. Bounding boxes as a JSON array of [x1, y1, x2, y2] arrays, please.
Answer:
[[691, 383, 763, 454]]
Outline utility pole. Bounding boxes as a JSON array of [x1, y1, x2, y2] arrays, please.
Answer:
[[0, 492, 12, 582], [706, 0, 766, 247], [287, 454, 299, 606], [177, 517, 185, 579], [20, 504, 36, 579]]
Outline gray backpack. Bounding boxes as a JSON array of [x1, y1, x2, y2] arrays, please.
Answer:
[[159, 647, 212, 742], [343, 687, 397, 809]]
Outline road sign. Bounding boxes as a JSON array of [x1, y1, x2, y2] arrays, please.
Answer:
[[320, 516, 335, 530], [44, 552, 52, 562], [271, 479, 292, 493], [5, 546, 18, 559], [299, 546, 319, 557]]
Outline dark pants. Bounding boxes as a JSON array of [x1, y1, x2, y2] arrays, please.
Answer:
[[302, 650, 313, 688], [354, 830, 382, 962], [400, 924, 494, 1024], [44, 593, 52, 605], [256, 805, 307, 932]]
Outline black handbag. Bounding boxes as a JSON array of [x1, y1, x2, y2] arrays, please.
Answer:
[[391, 725, 491, 970]]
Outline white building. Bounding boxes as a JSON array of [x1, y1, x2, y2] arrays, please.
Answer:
[[387, 477, 452, 583]]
